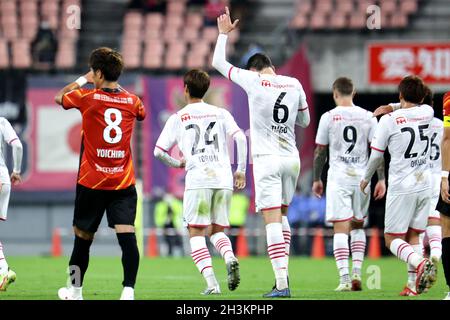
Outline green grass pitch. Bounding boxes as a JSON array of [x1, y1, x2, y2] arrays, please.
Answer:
[[0, 256, 447, 300]]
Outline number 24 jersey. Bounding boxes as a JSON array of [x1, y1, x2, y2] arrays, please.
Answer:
[[62, 88, 146, 190]]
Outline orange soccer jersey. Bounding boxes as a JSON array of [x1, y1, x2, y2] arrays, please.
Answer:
[[444, 92, 450, 128], [62, 87, 146, 190]]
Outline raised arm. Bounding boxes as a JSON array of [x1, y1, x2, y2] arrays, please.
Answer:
[[54, 71, 93, 105]]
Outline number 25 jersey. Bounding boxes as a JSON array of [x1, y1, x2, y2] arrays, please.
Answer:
[[62, 88, 146, 190], [371, 105, 434, 195]]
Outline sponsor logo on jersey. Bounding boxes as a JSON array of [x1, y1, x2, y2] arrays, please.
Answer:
[[261, 80, 271, 87], [181, 113, 191, 122], [395, 116, 407, 125], [332, 115, 342, 122]]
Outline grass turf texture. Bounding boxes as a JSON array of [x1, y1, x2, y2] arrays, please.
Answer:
[[0, 256, 447, 300]]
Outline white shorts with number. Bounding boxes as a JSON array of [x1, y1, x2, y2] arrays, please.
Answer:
[[325, 181, 370, 223], [253, 155, 300, 212], [183, 188, 232, 228], [429, 174, 441, 220], [384, 189, 431, 235], [0, 184, 11, 221]]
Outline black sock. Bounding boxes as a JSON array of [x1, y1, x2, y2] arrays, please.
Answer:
[[443, 237, 450, 290], [68, 236, 93, 287], [117, 233, 140, 288]]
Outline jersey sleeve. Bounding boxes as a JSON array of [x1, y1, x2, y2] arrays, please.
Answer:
[[368, 115, 378, 143], [370, 115, 390, 153], [444, 92, 450, 127], [155, 114, 178, 153], [228, 67, 259, 93], [222, 109, 241, 136], [0, 118, 19, 144], [298, 82, 309, 111], [135, 97, 146, 121], [62, 88, 91, 111], [315, 112, 330, 146]]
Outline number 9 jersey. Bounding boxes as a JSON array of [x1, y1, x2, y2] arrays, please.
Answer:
[[62, 87, 146, 190]]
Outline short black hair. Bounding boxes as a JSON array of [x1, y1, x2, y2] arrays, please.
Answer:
[[422, 85, 434, 107], [398, 75, 427, 104], [333, 77, 354, 96], [184, 69, 210, 99], [246, 53, 273, 71], [89, 47, 124, 82]]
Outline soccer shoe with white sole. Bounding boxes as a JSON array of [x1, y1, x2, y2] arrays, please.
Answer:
[[351, 274, 362, 291], [201, 286, 221, 295], [335, 282, 352, 292], [443, 292, 450, 300], [120, 287, 134, 300], [431, 256, 440, 267], [416, 259, 437, 294], [226, 259, 240, 291], [263, 287, 291, 298], [399, 286, 418, 296], [58, 286, 83, 300], [0, 269, 16, 292]]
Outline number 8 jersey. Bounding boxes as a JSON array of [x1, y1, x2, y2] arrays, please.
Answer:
[[315, 106, 378, 185], [62, 87, 146, 190]]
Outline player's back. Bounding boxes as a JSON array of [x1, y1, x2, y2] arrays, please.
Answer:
[[245, 74, 302, 157], [171, 102, 236, 190], [377, 105, 434, 194], [323, 106, 375, 185]]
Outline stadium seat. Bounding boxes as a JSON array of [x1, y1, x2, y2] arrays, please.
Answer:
[[202, 27, 219, 44], [0, 39, 9, 68], [146, 13, 164, 30], [349, 13, 367, 29], [164, 52, 184, 70], [124, 11, 143, 30], [2, 17, 19, 41], [41, 0, 59, 17], [186, 12, 204, 30], [1, 0, 16, 14], [163, 26, 180, 43], [190, 41, 211, 57], [330, 13, 348, 29], [297, 0, 312, 13], [400, 0, 418, 14], [290, 14, 309, 30], [21, 19, 39, 40], [167, 1, 186, 16], [11, 39, 31, 68], [389, 12, 409, 28], [336, 0, 354, 15], [143, 51, 163, 69], [166, 14, 183, 29], [56, 41, 76, 69], [20, 0, 38, 15], [309, 13, 327, 30], [380, 0, 397, 14], [315, 0, 333, 14], [144, 28, 160, 41], [182, 26, 200, 44], [186, 52, 206, 69], [357, 0, 376, 12]]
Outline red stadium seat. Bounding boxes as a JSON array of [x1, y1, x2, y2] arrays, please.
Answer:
[[145, 40, 165, 56], [336, 0, 354, 15], [166, 14, 183, 29], [21, 19, 39, 40], [12, 39, 31, 68], [143, 51, 163, 69], [20, 0, 38, 15], [144, 28, 160, 41], [163, 26, 180, 43], [315, 0, 333, 14], [164, 52, 184, 70], [124, 11, 143, 29], [380, 0, 397, 14], [1, 0, 17, 14], [146, 13, 164, 30], [330, 13, 348, 29], [202, 27, 218, 44], [296, 0, 312, 14], [2, 16, 19, 41], [41, 0, 59, 16], [309, 13, 327, 29], [290, 14, 309, 30], [349, 13, 367, 29], [400, 0, 418, 14], [190, 41, 210, 57], [186, 52, 206, 69], [389, 12, 409, 28], [56, 41, 76, 69], [167, 1, 186, 16], [357, 0, 376, 12], [186, 12, 204, 29], [0, 39, 9, 68], [182, 26, 200, 44]]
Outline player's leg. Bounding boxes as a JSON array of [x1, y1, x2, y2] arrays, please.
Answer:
[[426, 216, 442, 264], [0, 184, 14, 292], [209, 189, 239, 291], [58, 184, 103, 300], [185, 189, 220, 294]]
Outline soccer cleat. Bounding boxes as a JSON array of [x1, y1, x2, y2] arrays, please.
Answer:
[[58, 286, 83, 300], [351, 274, 362, 291], [443, 292, 450, 300], [416, 259, 437, 294], [226, 259, 240, 291], [431, 256, 440, 266], [263, 287, 291, 298], [120, 287, 134, 300], [0, 269, 16, 292], [201, 286, 221, 295], [399, 286, 418, 296], [335, 282, 352, 292]]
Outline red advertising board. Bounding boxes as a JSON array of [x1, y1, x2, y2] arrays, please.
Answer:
[[368, 43, 450, 85]]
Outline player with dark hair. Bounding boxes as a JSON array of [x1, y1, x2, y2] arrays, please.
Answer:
[[54, 47, 146, 300]]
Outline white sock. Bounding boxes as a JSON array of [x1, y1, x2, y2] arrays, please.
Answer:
[[334, 233, 350, 283], [266, 223, 288, 290], [190, 236, 217, 288], [281, 216, 291, 275], [427, 225, 442, 260], [350, 229, 366, 276], [0, 241, 8, 274], [210, 232, 235, 264], [407, 244, 422, 290], [390, 238, 424, 268]]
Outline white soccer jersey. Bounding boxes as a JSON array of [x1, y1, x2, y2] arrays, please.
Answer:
[[227, 68, 307, 157], [0, 117, 19, 185], [155, 102, 241, 191], [429, 117, 443, 175], [315, 106, 377, 185], [371, 105, 434, 195]]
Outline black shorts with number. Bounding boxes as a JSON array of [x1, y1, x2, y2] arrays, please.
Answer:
[[73, 184, 137, 233], [436, 195, 450, 218]]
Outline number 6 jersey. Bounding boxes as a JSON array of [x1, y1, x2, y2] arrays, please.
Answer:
[[315, 106, 378, 185], [370, 105, 434, 195], [62, 87, 146, 190]]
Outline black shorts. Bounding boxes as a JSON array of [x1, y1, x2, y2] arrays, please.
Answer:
[[73, 184, 137, 233], [436, 195, 450, 218]]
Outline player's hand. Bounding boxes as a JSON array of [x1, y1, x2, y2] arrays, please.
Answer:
[[83, 70, 94, 83], [373, 179, 386, 200], [217, 6, 239, 34], [312, 180, 323, 198], [234, 171, 246, 190], [373, 105, 393, 117], [179, 158, 186, 169], [441, 178, 450, 204], [360, 179, 370, 195], [10, 172, 22, 185]]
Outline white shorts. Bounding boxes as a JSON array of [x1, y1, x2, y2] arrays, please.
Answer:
[[0, 184, 11, 221], [325, 181, 370, 223], [429, 174, 441, 220], [183, 188, 232, 228], [253, 155, 300, 212], [384, 189, 431, 235]]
